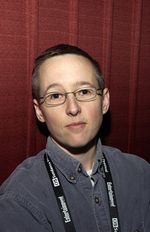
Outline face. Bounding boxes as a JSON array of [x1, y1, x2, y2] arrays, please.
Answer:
[[33, 54, 109, 152]]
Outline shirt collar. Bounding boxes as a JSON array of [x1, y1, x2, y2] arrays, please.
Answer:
[[45, 137, 104, 182]]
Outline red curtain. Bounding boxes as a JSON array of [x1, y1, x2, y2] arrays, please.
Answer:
[[0, 0, 150, 184]]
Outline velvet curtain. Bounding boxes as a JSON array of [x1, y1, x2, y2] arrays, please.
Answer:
[[0, 0, 150, 183]]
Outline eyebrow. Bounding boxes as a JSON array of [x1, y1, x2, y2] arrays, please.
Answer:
[[43, 81, 94, 94], [43, 83, 62, 94]]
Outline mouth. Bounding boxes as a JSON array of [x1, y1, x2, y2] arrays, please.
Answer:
[[65, 122, 86, 130]]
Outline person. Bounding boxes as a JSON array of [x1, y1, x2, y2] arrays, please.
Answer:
[[0, 44, 149, 232]]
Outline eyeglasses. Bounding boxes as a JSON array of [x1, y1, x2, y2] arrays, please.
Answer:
[[39, 87, 103, 107]]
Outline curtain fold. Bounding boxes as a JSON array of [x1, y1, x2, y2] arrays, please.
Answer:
[[69, 0, 79, 45], [26, 0, 41, 156], [102, 0, 114, 87], [128, 0, 143, 152]]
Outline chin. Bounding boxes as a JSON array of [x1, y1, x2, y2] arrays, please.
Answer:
[[62, 138, 97, 154]]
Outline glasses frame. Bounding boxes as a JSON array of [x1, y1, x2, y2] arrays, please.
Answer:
[[39, 87, 103, 107]]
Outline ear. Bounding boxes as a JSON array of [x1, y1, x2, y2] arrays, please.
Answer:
[[33, 99, 45, 123], [102, 88, 110, 114]]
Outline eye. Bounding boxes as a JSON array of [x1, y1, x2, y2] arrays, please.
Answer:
[[78, 88, 94, 96], [46, 93, 64, 100]]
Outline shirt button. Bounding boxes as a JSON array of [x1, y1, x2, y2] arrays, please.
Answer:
[[69, 175, 76, 181], [78, 167, 82, 172], [94, 196, 100, 204]]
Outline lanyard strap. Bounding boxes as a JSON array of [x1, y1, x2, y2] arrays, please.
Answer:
[[44, 152, 121, 232], [102, 154, 121, 232], [44, 153, 76, 232]]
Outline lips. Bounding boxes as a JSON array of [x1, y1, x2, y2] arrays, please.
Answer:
[[65, 122, 86, 130]]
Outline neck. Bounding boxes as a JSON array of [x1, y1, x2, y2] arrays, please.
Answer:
[[70, 146, 96, 171], [51, 137, 97, 172]]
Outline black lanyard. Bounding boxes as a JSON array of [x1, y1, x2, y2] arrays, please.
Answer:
[[44, 153, 76, 232], [44, 152, 121, 232], [102, 154, 121, 232]]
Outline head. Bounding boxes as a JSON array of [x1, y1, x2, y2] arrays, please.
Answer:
[[32, 44, 109, 153], [32, 44, 105, 100]]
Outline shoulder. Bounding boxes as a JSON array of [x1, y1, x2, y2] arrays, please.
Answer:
[[0, 150, 47, 194], [102, 145, 150, 177], [102, 146, 150, 228], [0, 150, 50, 227]]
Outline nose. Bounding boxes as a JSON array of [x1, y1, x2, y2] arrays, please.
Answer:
[[65, 94, 81, 116]]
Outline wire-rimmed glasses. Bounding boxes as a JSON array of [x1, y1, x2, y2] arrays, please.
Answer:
[[39, 87, 103, 107]]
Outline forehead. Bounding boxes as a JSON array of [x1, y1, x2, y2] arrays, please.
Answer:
[[39, 54, 98, 92]]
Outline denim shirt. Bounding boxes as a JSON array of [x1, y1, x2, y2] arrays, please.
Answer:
[[0, 137, 150, 232]]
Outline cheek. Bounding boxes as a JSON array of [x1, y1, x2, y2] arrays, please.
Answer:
[[88, 103, 103, 129], [42, 111, 62, 135], [88, 101, 103, 119]]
